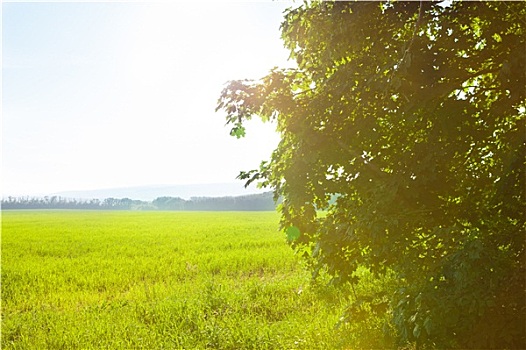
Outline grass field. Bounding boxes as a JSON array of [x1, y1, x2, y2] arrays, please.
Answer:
[[1, 210, 388, 349]]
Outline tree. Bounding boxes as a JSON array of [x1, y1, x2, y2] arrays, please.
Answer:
[[217, 1, 525, 348]]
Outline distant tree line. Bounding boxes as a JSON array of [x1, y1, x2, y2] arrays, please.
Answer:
[[1, 192, 277, 211]]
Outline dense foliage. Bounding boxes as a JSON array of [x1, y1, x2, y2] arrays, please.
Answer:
[[1, 192, 276, 211], [217, 1, 525, 348]]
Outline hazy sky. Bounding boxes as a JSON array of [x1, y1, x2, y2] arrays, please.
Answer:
[[2, 1, 294, 196]]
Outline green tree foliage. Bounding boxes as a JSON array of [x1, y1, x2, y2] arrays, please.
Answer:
[[217, 1, 525, 348], [1, 193, 277, 211]]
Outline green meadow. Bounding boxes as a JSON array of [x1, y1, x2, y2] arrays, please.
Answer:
[[1, 211, 385, 349]]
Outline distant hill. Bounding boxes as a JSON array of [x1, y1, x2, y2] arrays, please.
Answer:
[[51, 182, 269, 201]]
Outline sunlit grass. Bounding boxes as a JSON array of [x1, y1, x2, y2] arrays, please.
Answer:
[[1, 210, 388, 349]]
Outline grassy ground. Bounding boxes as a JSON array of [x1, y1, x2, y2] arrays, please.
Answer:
[[1, 210, 387, 349]]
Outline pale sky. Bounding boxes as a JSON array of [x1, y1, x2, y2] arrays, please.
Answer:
[[2, 1, 294, 197]]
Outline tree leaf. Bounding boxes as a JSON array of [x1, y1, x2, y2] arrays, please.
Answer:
[[285, 226, 301, 242]]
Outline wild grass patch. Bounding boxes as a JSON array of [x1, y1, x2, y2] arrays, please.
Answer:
[[2, 211, 380, 349]]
